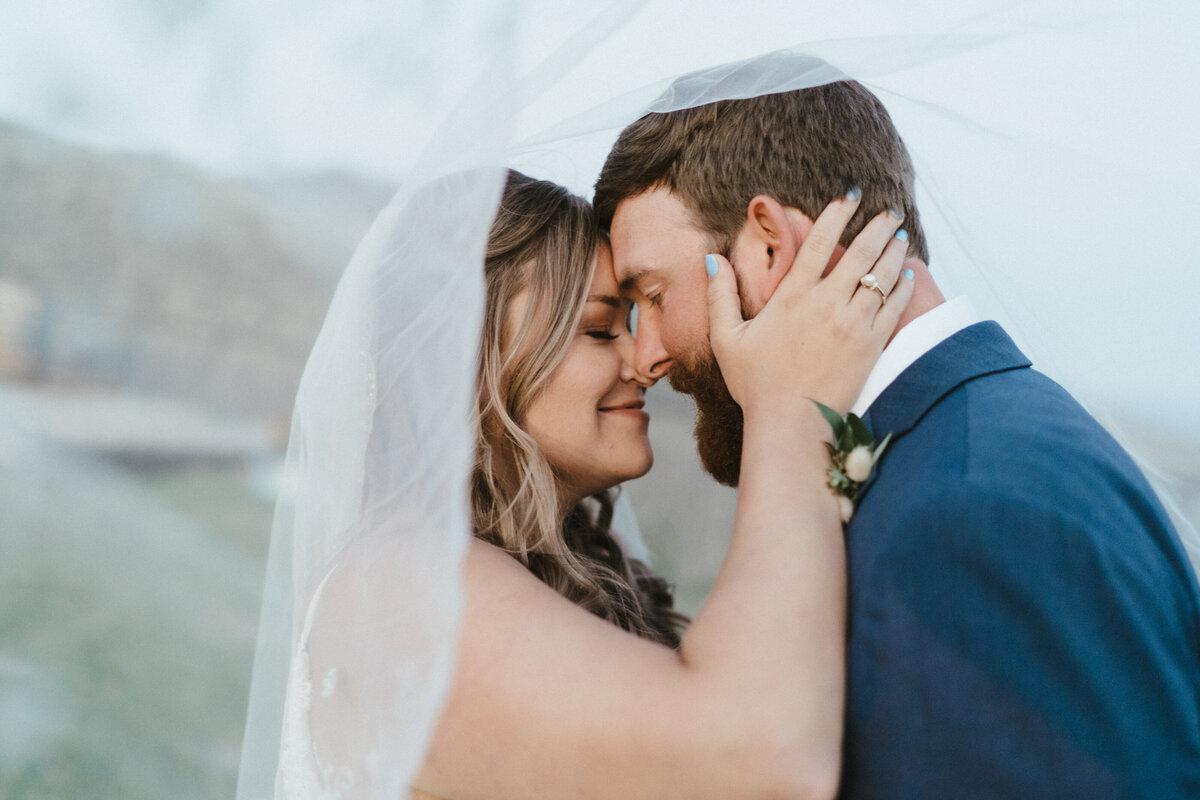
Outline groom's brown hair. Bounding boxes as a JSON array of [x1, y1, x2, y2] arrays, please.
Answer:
[[594, 80, 929, 264]]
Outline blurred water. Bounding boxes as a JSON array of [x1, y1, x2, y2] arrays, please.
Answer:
[[0, 419, 270, 798]]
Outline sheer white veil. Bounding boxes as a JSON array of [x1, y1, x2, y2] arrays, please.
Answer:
[[237, 1, 1200, 797]]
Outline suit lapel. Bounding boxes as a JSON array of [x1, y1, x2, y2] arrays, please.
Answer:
[[856, 321, 1032, 499]]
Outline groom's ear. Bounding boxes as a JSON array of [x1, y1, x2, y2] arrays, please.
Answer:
[[729, 195, 811, 314]]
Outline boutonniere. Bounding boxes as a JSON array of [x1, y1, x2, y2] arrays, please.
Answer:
[[812, 400, 892, 523]]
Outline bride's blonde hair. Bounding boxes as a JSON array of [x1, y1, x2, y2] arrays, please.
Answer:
[[472, 171, 686, 647]]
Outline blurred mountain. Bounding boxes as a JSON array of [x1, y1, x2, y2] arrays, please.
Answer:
[[0, 118, 394, 418]]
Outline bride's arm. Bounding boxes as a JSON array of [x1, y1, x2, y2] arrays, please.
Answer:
[[413, 199, 912, 800], [679, 200, 913, 797]]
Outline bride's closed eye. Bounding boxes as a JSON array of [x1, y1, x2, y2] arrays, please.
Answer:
[[581, 294, 630, 342], [580, 309, 619, 341]]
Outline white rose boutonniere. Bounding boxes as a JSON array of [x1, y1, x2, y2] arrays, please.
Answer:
[[812, 400, 892, 523]]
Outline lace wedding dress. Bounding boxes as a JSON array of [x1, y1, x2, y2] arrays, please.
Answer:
[[278, 574, 338, 800]]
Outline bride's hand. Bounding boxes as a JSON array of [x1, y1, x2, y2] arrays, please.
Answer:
[[706, 195, 914, 417]]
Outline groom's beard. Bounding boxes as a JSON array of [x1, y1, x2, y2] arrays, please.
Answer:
[[668, 352, 744, 488]]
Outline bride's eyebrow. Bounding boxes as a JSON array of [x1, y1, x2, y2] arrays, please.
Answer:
[[586, 295, 621, 308]]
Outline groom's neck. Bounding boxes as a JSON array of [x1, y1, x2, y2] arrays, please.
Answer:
[[890, 258, 945, 345]]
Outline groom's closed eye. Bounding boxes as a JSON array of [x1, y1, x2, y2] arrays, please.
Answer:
[[625, 280, 665, 309]]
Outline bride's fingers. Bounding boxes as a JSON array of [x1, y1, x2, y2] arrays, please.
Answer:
[[777, 190, 863, 291], [850, 228, 909, 310], [705, 253, 743, 353], [828, 208, 906, 297], [872, 266, 916, 333]]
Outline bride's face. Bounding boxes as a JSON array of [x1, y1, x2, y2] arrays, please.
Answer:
[[522, 242, 654, 500]]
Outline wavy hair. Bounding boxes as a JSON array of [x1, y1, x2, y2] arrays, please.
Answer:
[[472, 170, 686, 648]]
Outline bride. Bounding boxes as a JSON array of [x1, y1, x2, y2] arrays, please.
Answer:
[[279, 169, 910, 800]]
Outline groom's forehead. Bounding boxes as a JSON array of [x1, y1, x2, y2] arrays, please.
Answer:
[[612, 186, 702, 232], [610, 189, 713, 282]]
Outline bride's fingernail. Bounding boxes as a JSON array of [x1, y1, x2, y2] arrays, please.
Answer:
[[705, 254, 719, 278], [903, 268, 914, 280], [895, 229, 909, 242], [846, 187, 862, 201], [889, 207, 905, 220]]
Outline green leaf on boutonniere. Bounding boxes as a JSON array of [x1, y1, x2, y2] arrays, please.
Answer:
[[847, 413, 873, 447], [813, 400, 846, 435], [872, 433, 893, 465], [810, 399, 894, 523]]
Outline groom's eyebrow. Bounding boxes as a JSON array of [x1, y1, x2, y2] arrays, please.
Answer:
[[618, 269, 649, 293]]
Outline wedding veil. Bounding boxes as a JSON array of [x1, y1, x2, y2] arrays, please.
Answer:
[[237, 1, 1200, 797]]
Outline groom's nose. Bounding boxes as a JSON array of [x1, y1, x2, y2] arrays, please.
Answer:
[[635, 322, 672, 381], [616, 328, 657, 388]]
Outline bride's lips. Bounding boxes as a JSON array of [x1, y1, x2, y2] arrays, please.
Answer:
[[598, 399, 649, 418]]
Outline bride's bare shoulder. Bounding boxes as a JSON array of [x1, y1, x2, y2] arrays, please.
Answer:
[[462, 537, 565, 600], [465, 536, 519, 567]]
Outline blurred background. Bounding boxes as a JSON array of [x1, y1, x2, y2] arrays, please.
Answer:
[[3, 0, 1198, 798]]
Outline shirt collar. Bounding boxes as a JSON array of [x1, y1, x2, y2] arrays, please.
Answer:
[[849, 296, 983, 417]]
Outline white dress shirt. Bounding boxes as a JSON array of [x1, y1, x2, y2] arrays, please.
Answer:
[[849, 296, 984, 417]]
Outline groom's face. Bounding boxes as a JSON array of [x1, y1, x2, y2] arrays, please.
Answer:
[[609, 188, 713, 378], [609, 187, 746, 486]]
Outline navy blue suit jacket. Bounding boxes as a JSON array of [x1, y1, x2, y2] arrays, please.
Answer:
[[840, 321, 1200, 798]]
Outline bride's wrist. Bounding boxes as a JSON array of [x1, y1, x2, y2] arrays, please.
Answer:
[[741, 401, 834, 446]]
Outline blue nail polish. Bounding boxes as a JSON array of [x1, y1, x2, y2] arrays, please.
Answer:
[[903, 268, 914, 280], [895, 229, 909, 243], [705, 254, 719, 278], [889, 207, 905, 220], [846, 187, 862, 201]]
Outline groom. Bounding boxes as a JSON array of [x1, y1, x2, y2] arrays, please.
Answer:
[[594, 80, 1200, 797]]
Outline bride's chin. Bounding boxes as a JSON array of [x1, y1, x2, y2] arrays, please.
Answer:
[[594, 449, 654, 493], [621, 445, 654, 483]]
